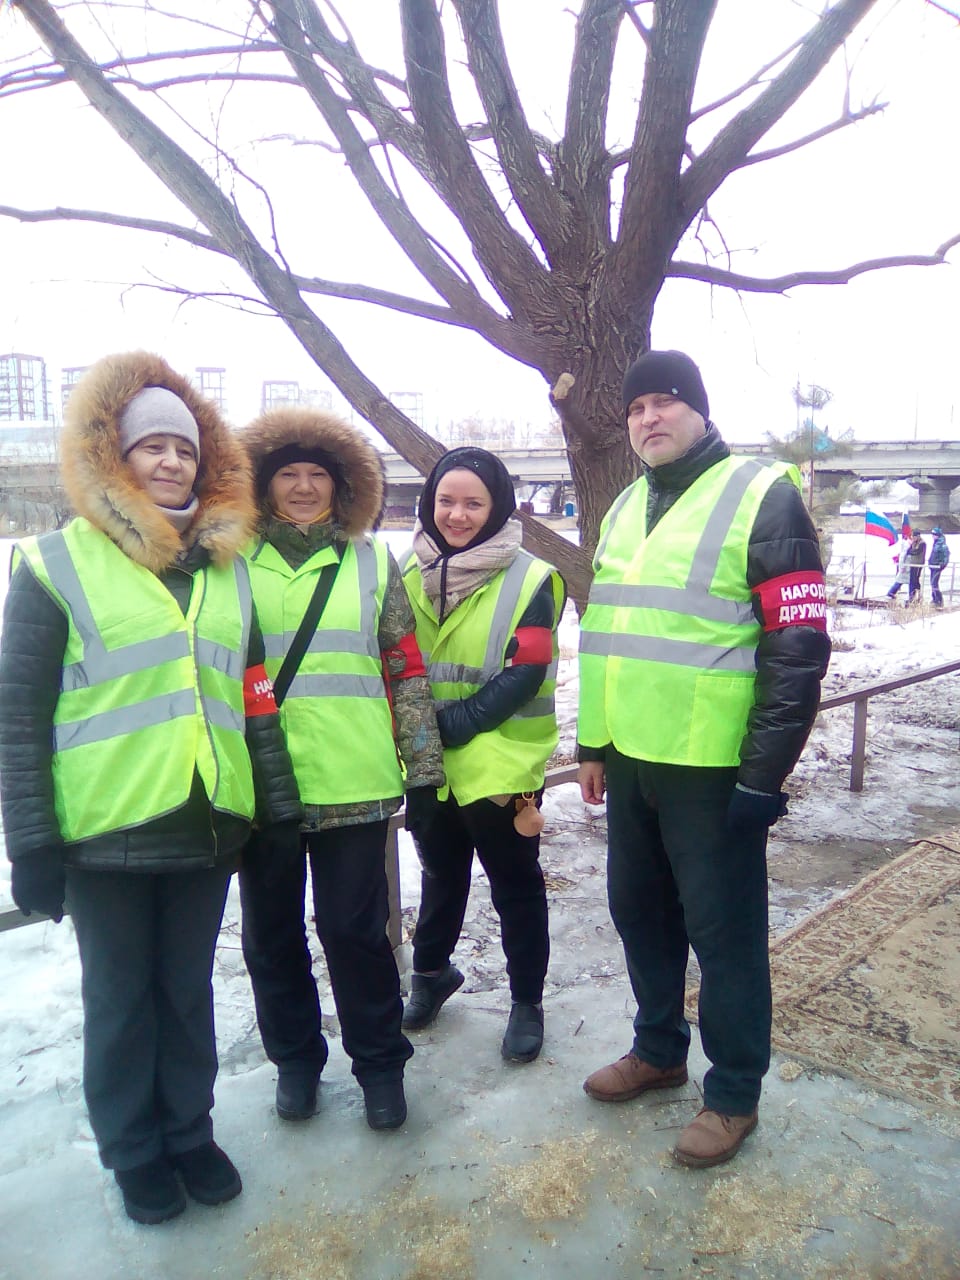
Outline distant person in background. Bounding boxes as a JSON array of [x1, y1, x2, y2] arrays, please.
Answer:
[[928, 528, 950, 608], [906, 531, 927, 603], [887, 531, 926, 603]]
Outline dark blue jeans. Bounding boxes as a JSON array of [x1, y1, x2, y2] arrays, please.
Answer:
[[604, 749, 771, 1115]]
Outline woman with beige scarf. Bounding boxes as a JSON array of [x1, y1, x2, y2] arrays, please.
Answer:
[[399, 448, 565, 1064]]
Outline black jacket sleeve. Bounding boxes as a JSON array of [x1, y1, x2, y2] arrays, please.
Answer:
[[436, 576, 557, 750], [0, 560, 67, 861], [738, 478, 832, 793], [244, 603, 301, 825]]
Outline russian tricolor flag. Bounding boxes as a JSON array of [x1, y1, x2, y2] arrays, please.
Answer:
[[864, 510, 897, 544]]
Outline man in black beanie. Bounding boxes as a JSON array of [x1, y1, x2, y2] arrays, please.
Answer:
[[577, 350, 831, 1168]]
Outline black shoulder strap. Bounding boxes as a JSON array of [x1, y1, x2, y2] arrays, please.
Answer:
[[272, 553, 341, 708]]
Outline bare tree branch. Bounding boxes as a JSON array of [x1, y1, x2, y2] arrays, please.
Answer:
[[115, 71, 300, 89], [679, 0, 879, 224], [399, 0, 554, 316], [559, 0, 623, 248], [0, 41, 278, 98], [451, 0, 574, 267], [613, 0, 717, 305], [620, 0, 652, 47], [263, 0, 433, 173], [924, 1, 960, 21], [10, 0, 449, 479], [0, 203, 218, 249], [0, 201, 510, 328], [266, 1, 544, 362], [688, 35, 802, 123], [738, 100, 886, 167], [668, 235, 960, 292]]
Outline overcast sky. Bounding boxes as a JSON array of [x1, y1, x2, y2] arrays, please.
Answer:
[[1, 0, 958, 444]]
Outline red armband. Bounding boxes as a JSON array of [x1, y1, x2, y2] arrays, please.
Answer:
[[509, 626, 553, 665], [753, 571, 828, 633], [381, 631, 427, 680], [243, 663, 279, 717]]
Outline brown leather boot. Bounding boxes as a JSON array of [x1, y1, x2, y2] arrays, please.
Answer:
[[672, 1108, 758, 1168], [583, 1052, 688, 1102]]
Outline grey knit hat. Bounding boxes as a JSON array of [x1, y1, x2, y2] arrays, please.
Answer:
[[118, 386, 200, 458]]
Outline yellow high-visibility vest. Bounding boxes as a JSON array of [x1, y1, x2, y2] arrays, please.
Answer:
[[246, 536, 403, 805], [402, 550, 563, 805], [579, 457, 799, 766], [17, 518, 255, 842]]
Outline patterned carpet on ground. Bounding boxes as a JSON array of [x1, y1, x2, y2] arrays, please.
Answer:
[[688, 833, 960, 1110]]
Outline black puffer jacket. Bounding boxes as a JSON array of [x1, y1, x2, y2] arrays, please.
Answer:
[[0, 351, 300, 875], [579, 425, 831, 793]]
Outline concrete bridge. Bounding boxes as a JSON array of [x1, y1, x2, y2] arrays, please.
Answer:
[[3, 439, 959, 520], [380, 440, 960, 518]]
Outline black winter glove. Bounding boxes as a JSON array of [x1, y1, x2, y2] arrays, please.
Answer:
[[404, 786, 440, 838], [727, 785, 788, 832], [253, 820, 303, 890], [11, 849, 66, 923]]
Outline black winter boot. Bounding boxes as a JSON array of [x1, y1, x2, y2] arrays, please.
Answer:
[[501, 1002, 544, 1063], [114, 1156, 186, 1225], [401, 964, 464, 1030], [362, 1077, 407, 1130], [171, 1141, 242, 1205], [276, 1070, 320, 1121]]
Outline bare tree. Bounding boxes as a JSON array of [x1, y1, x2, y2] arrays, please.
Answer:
[[2, 1, 957, 602]]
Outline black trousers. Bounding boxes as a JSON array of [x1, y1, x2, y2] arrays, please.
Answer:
[[65, 864, 231, 1172], [604, 749, 771, 1115], [411, 793, 549, 1004], [930, 566, 944, 606], [239, 819, 412, 1085]]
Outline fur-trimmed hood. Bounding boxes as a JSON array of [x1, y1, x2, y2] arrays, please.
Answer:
[[61, 351, 255, 573], [237, 407, 385, 537]]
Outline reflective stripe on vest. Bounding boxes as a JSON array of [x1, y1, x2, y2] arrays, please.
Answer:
[[17, 520, 255, 841], [36, 532, 252, 743], [402, 550, 563, 806], [578, 457, 798, 766], [246, 535, 403, 805]]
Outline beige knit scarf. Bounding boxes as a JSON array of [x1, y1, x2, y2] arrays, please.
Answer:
[[412, 518, 522, 620]]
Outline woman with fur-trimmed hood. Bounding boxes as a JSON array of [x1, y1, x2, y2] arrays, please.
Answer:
[[0, 352, 300, 1226], [236, 407, 443, 1134]]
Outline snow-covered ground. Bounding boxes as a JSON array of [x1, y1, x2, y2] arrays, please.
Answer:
[[2, 529, 959, 1117]]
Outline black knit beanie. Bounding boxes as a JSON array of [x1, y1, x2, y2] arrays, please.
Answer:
[[621, 350, 709, 422], [418, 447, 517, 553], [256, 442, 344, 498]]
